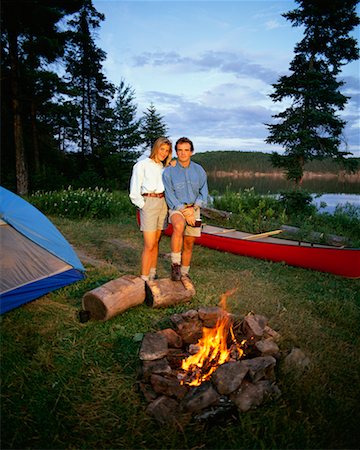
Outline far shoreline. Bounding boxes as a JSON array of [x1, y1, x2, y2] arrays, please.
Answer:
[[209, 170, 360, 182]]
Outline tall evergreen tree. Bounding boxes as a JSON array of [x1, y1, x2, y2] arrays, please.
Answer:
[[140, 103, 168, 151], [266, 0, 359, 185], [113, 79, 142, 154], [100, 80, 143, 188], [1, 0, 82, 194], [64, 0, 115, 158]]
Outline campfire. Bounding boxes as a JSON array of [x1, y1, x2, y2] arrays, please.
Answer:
[[178, 290, 247, 387], [138, 290, 282, 424]]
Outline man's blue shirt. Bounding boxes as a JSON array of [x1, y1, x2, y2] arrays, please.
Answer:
[[162, 161, 208, 210]]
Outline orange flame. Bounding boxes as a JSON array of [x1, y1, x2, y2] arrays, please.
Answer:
[[180, 289, 245, 386]]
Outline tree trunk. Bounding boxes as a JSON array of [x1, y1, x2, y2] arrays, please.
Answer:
[[87, 78, 95, 154], [81, 82, 86, 154], [8, 28, 28, 195], [82, 275, 145, 321], [145, 277, 196, 308], [30, 102, 40, 172]]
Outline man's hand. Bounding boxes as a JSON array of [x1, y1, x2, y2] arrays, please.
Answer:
[[181, 207, 196, 226]]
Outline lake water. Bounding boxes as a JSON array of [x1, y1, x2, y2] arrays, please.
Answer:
[[208, 175, 360, 214], [312, 193, 360, 214]]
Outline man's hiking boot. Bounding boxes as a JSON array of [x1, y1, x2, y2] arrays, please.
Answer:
[[181, 273, 191, 281], [171, 263, 182, 281]]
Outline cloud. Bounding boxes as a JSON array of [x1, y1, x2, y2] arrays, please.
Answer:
[[132, 50, 279, 84], [141, 88, 274, 151], [265, 20, 282, 30], [130, 50, 358, 155], [140, 80, 359, 155]]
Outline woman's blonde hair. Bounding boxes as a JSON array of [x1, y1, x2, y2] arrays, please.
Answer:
[[150, 137, 173, 166]]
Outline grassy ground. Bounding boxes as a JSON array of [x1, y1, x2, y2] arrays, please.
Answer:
[[1, 214, 360, 449]]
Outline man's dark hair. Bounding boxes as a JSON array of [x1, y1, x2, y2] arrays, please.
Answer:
[[175, 137, 194, 152]]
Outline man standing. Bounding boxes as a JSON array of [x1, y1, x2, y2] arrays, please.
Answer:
[[162, 137, 208, 281]]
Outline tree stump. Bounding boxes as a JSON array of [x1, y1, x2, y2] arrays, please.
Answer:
[[145, 277, 196, 308], [82, 275, 145, 321]]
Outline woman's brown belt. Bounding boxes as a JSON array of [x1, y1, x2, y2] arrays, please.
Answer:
[[142, 193, 165, 198]]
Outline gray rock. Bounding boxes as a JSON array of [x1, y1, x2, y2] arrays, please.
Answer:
[[158, 328, 183, 348], [150, 374, 188, 399], [146, 396, 180, 424], [242, 314, 268, 340], [230, 380, 264, 412], [139, 332, 168, 361], [212, 361, 249, 395], [283, 347, 310, 372], [142, 357, 172, 378], [255, 338, 280, 356], [241, 356, 276, 382], [181, 382, 220, 413]]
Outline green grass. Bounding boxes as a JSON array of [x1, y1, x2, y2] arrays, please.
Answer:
[[1, 207, 360, 449]]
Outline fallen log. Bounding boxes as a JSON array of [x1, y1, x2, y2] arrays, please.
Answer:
[[201, 206, 232, 220], [145, 277, 196, 308], [280, 225, 351, 247], [82, 275, 145, 321]]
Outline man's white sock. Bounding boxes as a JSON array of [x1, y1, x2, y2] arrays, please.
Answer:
[[181, 265, 190, 276], [149, 268, 157, 280], [171, 252, 181, 265]]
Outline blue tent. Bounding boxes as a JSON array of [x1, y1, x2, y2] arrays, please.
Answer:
[[0, 186, 85, 314]]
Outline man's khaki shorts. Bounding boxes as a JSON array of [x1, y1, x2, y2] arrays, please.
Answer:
[[139, 197, 168, 231], [169, 207, 201, 237]]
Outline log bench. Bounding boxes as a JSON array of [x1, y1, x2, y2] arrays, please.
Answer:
[[82, 275, 196, 321], [145, 276, 196, 308], [82, 274, 145, 321]]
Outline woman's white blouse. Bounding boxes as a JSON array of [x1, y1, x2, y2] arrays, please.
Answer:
[[129, 157, 165, 209]]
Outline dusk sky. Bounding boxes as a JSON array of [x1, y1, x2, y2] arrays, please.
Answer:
[[93, 0, 360, 156]]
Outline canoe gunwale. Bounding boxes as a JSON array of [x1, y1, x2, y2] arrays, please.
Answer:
[[164, 224, 360, 278]]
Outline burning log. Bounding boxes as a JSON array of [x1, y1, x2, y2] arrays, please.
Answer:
[[145, 277, 195, 308], [82, 275, 145, 321]]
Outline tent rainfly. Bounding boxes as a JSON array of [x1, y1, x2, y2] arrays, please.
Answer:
[[0, 186, 85, 314]]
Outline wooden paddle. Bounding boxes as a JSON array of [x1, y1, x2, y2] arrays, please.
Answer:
[[243, 229, 283, 240]]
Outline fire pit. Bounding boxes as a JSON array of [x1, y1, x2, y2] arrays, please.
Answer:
[[138, 291, 282, 424]]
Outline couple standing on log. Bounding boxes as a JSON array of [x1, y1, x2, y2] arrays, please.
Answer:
[[129, 136, 208, 283]]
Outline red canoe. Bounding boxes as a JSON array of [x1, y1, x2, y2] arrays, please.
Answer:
[[164, 224, 360, 278]]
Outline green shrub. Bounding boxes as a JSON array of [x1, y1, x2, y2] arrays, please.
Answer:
[[29, 187, 133, 219], [212, 188, 288, 232], [278, 190, 315, 215], [211, 188, 359, 245]]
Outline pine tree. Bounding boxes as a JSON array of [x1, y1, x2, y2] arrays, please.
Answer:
[[140, 103, 168, 151], [113, 79, 142, 153], [64, 0, 115, 158], [266, 0, 359, 185], [1, 0, 82, 194]]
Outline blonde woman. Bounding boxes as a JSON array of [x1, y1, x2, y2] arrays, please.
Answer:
[[129, 137, 173, 281]]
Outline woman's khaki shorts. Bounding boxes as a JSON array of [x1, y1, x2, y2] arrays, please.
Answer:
[[139, 197, 168, 231], [169, 207, 201, 237]]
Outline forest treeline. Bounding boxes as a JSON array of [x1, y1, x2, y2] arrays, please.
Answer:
[[193, 151, 360, 175], [1, 1, 168, 195]]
